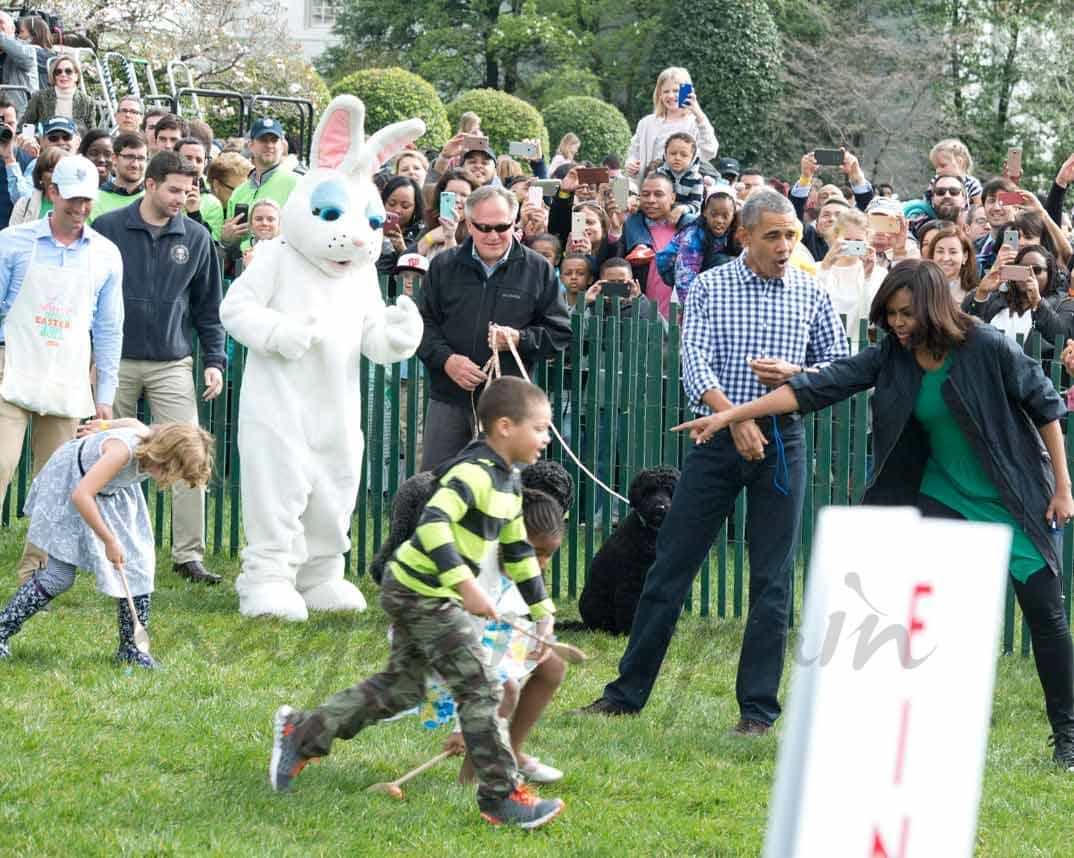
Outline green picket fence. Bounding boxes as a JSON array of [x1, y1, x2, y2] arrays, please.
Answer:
[[3, 281, 1070, 657]]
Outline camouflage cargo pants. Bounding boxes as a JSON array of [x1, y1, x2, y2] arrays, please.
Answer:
[[289, 571, 520, 800]]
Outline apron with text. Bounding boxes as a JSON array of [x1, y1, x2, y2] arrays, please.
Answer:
[[0, 237, 95, 418]]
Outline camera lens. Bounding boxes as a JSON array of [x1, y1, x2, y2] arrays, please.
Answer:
[[0, 126, 13, 144]]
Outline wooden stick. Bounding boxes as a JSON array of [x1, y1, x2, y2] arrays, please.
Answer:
[[500, 616, 588, 664], [367, 750, 454, 800]]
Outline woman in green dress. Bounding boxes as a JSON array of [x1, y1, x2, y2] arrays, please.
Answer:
[[677, 259, 1074, 770]]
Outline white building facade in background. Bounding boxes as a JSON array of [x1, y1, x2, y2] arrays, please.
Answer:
[[282, 0, 340, 60]]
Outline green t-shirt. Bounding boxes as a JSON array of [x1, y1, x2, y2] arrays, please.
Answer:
[[226, 166, 297, 251], [188, 191, 224, 241], [89, 189, 143, 224], [39, 198, 52, 219], [915, 354, 1044, 581]]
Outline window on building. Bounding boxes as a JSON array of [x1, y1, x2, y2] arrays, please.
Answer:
[[307, 0, 339, 27]]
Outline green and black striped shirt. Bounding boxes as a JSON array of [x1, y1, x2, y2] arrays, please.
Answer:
[[389, 441, 554, 619]]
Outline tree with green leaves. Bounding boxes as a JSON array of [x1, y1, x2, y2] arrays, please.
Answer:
[[643, 0, 782, 165]]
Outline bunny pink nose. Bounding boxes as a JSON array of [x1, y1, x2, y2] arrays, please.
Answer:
[[351, 236, 365, 248]]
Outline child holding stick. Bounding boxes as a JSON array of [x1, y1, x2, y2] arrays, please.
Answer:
[[0, 420, 214, 667], [270, 378, 565, 829]]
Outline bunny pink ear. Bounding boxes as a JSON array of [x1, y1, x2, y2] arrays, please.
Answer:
[[310, 95, 366, 174], [317, 110, 353, 170]]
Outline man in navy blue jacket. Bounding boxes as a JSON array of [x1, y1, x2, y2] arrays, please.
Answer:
[[94, 150, 227, 584]]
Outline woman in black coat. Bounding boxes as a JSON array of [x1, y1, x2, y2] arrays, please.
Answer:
[[676, 259, 1074, 771]]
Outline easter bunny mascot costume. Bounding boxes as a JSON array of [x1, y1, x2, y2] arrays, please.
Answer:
[[220, 96, 425, 621]]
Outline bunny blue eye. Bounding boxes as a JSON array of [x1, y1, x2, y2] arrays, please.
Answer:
[[368, 214, 384, 229], [309, 180, 349, 223]]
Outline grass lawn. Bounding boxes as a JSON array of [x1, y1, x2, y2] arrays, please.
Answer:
[[1, 520, 1072, 858]]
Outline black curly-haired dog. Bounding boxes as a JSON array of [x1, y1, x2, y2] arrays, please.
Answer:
[[577, 466, 679, 634], [368, 460, 575, 585]]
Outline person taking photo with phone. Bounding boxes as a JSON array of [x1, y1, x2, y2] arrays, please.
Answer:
[[412, 169, 476, 261], [625, 68, 718, 177], [673, 258, 1074, 772], [817, 208, 886, 348], [376, 176, 424, 274]]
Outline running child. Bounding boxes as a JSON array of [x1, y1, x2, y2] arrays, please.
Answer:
[[0, 420, 214, 668], [269, 377, 565, 829]]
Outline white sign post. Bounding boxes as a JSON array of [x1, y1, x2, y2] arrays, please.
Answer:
[[764, 506, 1011, 858]]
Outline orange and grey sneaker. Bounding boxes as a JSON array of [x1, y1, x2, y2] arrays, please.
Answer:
[[478, 785, 565, 829], [270, 705, 311, 792]]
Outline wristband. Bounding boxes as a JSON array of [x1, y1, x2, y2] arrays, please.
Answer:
[[798, 175, 812, 187], [100, 421, 109, 430]]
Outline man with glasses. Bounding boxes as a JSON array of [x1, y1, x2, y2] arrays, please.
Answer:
[[416, 184, 570, 469], [0, 12, 38, 114], [90, 131, 146, 221], [9, 116, 80, 200], [114, 95, 144, 135]]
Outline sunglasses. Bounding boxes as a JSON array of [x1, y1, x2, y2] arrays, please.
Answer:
[[53, 67, 75, 76], [932, 187, 963, 197], [46, 132, 72, 142], [471, 222, 513, 233]]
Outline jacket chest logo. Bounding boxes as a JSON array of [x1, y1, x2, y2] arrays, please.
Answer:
[[170, 245, 190, 265]]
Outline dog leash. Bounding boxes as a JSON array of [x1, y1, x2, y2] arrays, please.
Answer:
[[487, 325, 630, 506]]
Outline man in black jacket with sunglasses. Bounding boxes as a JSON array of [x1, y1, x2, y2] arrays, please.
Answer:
[[417, 185, 570, 470]]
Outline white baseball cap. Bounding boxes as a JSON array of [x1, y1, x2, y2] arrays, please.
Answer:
[[52, 155, 99, 201]]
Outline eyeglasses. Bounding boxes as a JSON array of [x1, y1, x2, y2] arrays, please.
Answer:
[[471, 222, 513, 233], [53, 67, 75, 77], [932, 187, 963, 197], [46, 132, 72, 142], [117, 107, 143, 116], [117, 153, 148, 163]]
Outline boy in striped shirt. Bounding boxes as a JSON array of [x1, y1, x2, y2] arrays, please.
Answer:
[[269, 377, 565, 829]]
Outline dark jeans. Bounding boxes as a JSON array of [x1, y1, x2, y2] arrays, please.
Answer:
[[919, 493, 1074, 732], [603, 415, 806, 724], [419, 399, 477, 472]]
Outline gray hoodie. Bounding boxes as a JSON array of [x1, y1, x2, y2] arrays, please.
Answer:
[[0, 31, 39, 112]]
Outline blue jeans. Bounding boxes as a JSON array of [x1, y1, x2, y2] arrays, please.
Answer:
[[603, 415, 806, 725]]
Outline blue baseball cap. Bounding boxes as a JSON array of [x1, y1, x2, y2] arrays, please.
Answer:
[[249, 117, 285, 140], [42, 116, 77, 137]]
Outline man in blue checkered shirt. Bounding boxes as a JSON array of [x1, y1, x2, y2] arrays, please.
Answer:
[[581, 188, 849, 733]]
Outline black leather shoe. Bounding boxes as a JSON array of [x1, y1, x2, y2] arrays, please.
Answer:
[[573, 697, 638, 717], [173, 561, 222, 584], [732, 718, 772, 737]]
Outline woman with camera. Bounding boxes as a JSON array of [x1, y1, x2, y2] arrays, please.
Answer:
[[624, 68, 718, 177], [675, 258, 1074, 772]]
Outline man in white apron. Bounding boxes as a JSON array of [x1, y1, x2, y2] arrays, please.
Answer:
[[0, 154, 125, 583]]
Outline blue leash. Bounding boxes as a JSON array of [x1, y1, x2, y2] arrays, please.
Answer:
[[771, 417, 790, 496]]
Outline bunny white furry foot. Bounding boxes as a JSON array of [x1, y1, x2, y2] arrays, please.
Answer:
[[237, 580, 309, 622], [300, 579, 368, 613]]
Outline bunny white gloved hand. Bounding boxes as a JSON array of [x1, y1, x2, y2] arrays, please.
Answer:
[[268, 315, 324, 360], [382, 294, 423, 354]]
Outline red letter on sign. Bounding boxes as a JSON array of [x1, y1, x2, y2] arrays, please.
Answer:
[[870, 818, 909, 858], [904, 583, 933, 666]]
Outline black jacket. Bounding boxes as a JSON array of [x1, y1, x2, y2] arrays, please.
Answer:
[[418, 238, 571, 406], [788, 323, 1066, 575], [962, 289, 1073, 363], [93, 202, 227, 371]]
